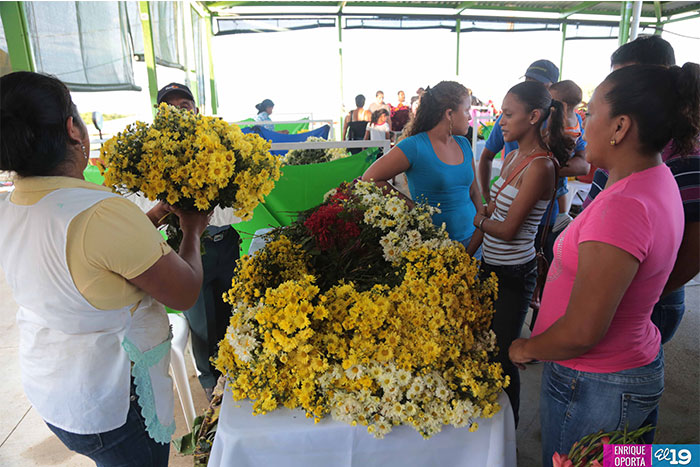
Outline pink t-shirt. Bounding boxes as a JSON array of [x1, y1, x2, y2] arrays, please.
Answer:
[[532, 164, 683, 373]]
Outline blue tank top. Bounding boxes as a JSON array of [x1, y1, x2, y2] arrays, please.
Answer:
[[398, 132, 477, 243]]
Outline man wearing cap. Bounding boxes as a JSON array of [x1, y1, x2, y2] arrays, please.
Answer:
[[476, 60, 590, 264], [153, 83, 240, 400]]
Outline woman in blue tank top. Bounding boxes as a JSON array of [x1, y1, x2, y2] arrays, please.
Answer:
[[361, 81, 482, 258]]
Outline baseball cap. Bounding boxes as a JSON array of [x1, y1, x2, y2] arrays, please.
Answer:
[[524, 60, 560, 84], [157, 82, 195, 104]]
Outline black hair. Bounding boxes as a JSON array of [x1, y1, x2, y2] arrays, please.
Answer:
[[507, 81, 574, 167], [403, 81, 470, 137], [0, 72, 84, 177], [549, 80, 582, 109], [370, 108, 389, 124], [255, 99, 274, 113], [610, 35, 676, 67], [604, 63, 700, 156], [355, 94, 366, 108]]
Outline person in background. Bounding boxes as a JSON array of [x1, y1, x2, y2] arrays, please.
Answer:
[[254, 98, 288, 133], [155, 83, 241, 402], [1, 71, 210, 466], [390, 90, 411, 133], [343, 94, 371, 141], [582, 35, 698, 347], [364, 108, 391, 142], [472, 80, 574, 427], [477, 60, 589, 264], [368, 90, 392, 129], [548, 80, 586, 232], [362, 81, 483, 258], [510, 62, 698, 465]]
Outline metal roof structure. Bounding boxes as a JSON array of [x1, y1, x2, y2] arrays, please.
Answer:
[[202, 1, 700, 32]]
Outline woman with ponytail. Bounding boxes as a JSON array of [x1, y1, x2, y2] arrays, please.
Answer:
[[361, 81, 483, 257], [509, 62, 699, 466], [471, 80, 573, 428]]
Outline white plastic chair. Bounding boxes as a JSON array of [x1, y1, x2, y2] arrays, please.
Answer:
[[168, 313, 196, 429]]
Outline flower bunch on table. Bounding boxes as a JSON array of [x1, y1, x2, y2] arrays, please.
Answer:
[[282, 137, 350, 166], [99, 103, 281, 218], [215, 181, 507, 439]]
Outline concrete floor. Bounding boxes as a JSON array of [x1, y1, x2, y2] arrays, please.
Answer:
[[1, 266, 698, 467]]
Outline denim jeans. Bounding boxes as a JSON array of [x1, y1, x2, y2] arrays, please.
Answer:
[[651, 286, 685, 345], [46, 383, 170, 466], [480, 258, 537, 428], [540, 348, 664, 467], [183, 226, 240, 389]]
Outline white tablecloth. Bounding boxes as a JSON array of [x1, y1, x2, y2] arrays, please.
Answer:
[[208, 386, 516, 467]]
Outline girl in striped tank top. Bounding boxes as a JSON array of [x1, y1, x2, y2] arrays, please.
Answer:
[[472, 81, 574, 427]]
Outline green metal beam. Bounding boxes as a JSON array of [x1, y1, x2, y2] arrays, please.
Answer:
[[559, 22, 567, 79], [618, 1, 632, 45], [338, 14, 344, 136], [139, 2, 159, 115], [660, 11, 700, 24], [455, 18, 461, 76], [653, 0, 663, 35], [204, 14, 219, 114], [0, 2, 35, 72], [560, 1, 601, 18]]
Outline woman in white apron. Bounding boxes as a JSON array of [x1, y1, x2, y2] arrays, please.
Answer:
[[0, 72, 210, 466]]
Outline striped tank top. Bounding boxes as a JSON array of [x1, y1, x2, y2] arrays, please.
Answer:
[[483, 165, 550, 266]]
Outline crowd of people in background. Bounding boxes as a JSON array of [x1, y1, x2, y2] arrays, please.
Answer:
[[361, 35, 698, 467]]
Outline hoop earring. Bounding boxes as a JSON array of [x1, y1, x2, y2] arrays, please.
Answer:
[[81, 144, 88, 159], [610, 139, 616, 146]]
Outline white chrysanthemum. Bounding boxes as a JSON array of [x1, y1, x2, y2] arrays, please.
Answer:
[[395, 369, 411, 387], [345, 364, 364, 380]]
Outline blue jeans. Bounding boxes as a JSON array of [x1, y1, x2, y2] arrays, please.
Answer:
[[480, 258, 537, 428], [45, 384, 170, 466], [540, 348, 664, 467], [651, 286, 685, 345]]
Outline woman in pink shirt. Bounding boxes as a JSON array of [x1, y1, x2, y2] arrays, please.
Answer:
[[508, 63, 699, 466]]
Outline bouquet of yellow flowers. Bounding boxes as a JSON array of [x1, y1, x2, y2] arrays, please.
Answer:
[[100, 103, 281, 220], [215, 181, 507, 439]]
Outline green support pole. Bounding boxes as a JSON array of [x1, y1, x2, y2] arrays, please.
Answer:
[[0, 2, 35, 72], [559, 22, 567, 80], [204, 14, 218, 115], [338, 14, 344, 138], [455, 18, 461, 76], [619, 1, 632, 45], [653, 1, 664, 35], [139, 2, 159, 116]]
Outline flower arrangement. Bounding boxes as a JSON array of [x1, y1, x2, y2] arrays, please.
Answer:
[[552, 426, 654, 467], [99, 103, 281, 219], [282, 137, 350, 166], [215, 181, 506, 439]]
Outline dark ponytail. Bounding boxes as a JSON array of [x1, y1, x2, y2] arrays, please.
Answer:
[[507, 81, 574, 167], [604, 62, 700, 156], [1, 72, 83, 177], [403, 81, 470, 137], [545, 99, 575, 167]]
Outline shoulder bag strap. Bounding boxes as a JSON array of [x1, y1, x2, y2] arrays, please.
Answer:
[[537, 155, 561, 251], [493, 151, 550, 202]]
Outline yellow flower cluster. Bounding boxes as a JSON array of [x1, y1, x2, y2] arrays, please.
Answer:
[[99, 103, 281, 219], [216, 184, 505, 439]]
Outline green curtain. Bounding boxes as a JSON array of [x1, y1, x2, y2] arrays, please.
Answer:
[[234, 148, 378, 255]]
